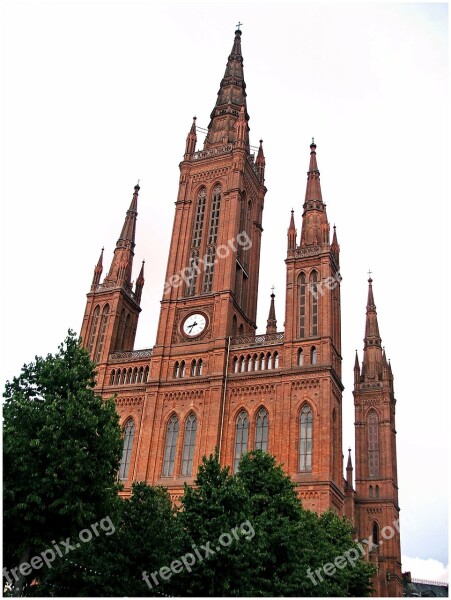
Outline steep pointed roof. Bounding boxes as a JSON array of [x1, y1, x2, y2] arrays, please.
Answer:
[[136, 260, 145, 286], [300, 140, 329, 247], [95, 247, 104, 274], [305, 139, 323, 202], [205, 28, 249, 149], [266, 290, 277, 334], [118, 184, 139, 246], [104, 183, 140, 290], [364, 277, 381, 345]]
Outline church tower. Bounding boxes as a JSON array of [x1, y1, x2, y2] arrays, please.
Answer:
[[80, 184, 145, 385], [77, 27, 402, 595], [281, 139, 344, 511], [353, 278, 402, 596]]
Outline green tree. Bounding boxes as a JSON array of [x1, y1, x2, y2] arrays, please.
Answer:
[[170, 451, 258, 596], [169, 450, 374, 597], [3, 331, 123, 596], [37, 482, 178, 597]]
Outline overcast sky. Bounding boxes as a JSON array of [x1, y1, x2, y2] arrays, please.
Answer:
[[1, 0, 448, 584]]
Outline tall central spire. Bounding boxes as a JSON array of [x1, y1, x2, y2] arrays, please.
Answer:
[[204, 28, 249, 149]]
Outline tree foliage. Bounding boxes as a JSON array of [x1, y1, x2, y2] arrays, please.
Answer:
[[3, 331, 123, 595]]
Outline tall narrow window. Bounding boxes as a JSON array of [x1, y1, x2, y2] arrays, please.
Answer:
[[197, 358, 203, 376], [118, 419, 135, 480], [310, 271, 318, 336], [186, 188, 206, 296], [88, 305, 100, 355], [255, 408, 268, 452], [232, 315, 237, 336], [234, 411, 249, 472], [94, 304, 110, 363], [368, 410, 380, 477], [203, 184, 221, 293], [311, 346, 317, 365], [121, 313, 130, 350], [372, 522, 379, 547], [299, 404, 313, 472], [299, 273, 306, 338], [190, 360, 197, 377], [181, 413, 197, 476], [115, 308, 125, 351], [298, 348, 304, 366], [174, 361, 180, 378], [162, 415, 179, 477]]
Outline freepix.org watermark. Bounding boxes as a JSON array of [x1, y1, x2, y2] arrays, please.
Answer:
[[3, 516, 115, 586], [163, 231, 252, 295], [142, 519, 255, 589], [306, 518, 401, 586], [308, 269, 342, 300]]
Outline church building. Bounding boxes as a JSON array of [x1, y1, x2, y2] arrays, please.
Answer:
[[80, 27, 402, 596]]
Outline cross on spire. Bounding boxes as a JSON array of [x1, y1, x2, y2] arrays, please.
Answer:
[[368, 269, 372, 280], [236, 21, 243, 31]]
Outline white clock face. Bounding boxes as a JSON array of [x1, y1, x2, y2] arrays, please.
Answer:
[[183, 313, 207, 337]]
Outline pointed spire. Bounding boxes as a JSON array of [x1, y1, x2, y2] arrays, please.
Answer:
[[305, 138, 323, 202], [288, 209, 297, 252], [256, 139, 265, 181], [184, 116, 197, 158], [346, 448, 353, 489], [135, 260, 145, 304], [331, 224, 340, 264], [104, 183, 139, 290], [365, 276, 381, 343], [118, 183, 139, 245], [205, 28, 248, 149], [266, 289, 277, 334], [91, 247, 104, 290], [300, 140, 329, 248], [354, 350, 360, 384], [361, 276, 384, 381]]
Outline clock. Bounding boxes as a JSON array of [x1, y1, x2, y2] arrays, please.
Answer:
[[182, 313, 207, 338]]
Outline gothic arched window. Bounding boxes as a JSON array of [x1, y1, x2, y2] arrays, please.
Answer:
[[162, 414, 179, 477], [174, 361, 180, 378], [88, 305, 100, 355], [191, 359, 197, 377], [298, 348, 304, 366], [299, 404, 313, 472], [372, 522, 379, 547], [179, 361, 186, 378], [181, 413, 197, 477], [299, 273, 306, 338], [197, 358, 203, 376], [121, 313, 131, 350], [109, 370, 115, 386], [274, 352, 279, 368], [255, 407, 268, 452], [94, 304, 110, 363], [234, 410, 249, 472], [311, 346, 317, 365], [144, 366, 149, 382], [368, 410, 380, 477], [118, 418, 135, 480], [202, 184, 221, 293], [115, 308, 125, 351], [310, 271, 318, 336], [186, 188, 206, 296]]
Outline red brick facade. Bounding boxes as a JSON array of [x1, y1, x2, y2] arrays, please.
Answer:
[[80, 28, 402, 596]]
